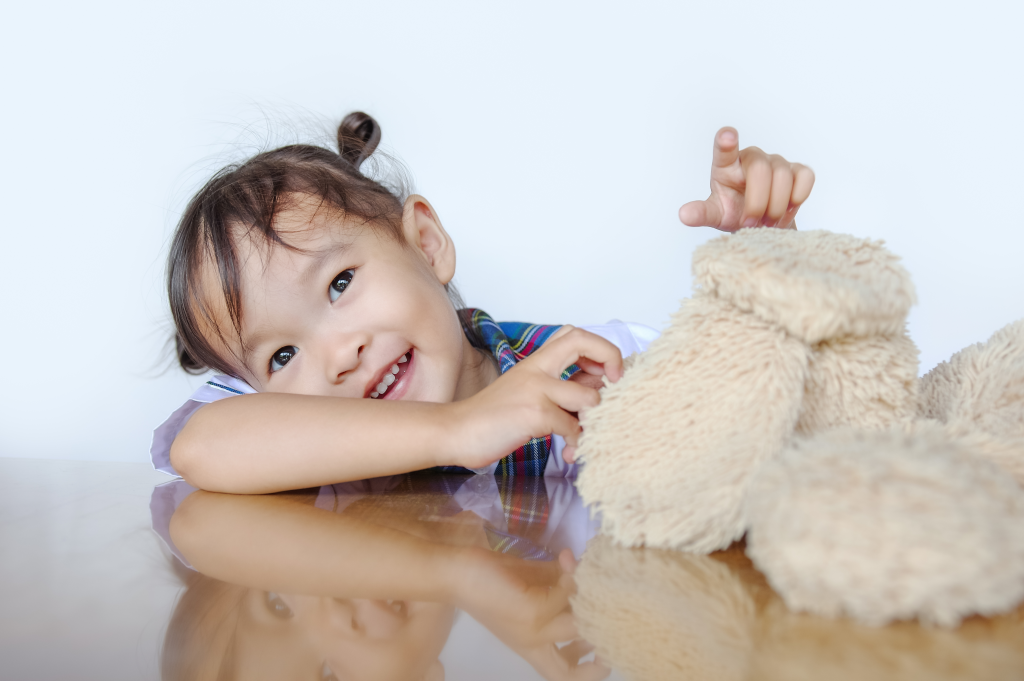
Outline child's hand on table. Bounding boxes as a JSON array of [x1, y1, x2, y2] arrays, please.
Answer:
[[447, 326, 624, 470], [679, 127, 815, 231]]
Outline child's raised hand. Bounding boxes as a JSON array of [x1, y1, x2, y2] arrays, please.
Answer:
[[678, 127, 815, 232], [447, 326, 623, 470]]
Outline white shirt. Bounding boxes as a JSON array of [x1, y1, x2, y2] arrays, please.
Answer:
[[150, 320, 659, 479]]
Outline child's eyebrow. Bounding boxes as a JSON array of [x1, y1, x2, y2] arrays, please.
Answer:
[[299, 241, 352, 286]]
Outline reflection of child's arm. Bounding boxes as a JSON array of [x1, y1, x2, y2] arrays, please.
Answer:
[[172, 327, 623, 493], [172, 491, 608, 681], [170, 490, 462, 601]]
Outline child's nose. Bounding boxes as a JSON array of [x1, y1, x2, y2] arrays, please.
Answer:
[[325, 333, 369, 386]]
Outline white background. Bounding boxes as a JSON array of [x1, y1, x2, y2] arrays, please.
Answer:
[[2, 0, 1021, 462]]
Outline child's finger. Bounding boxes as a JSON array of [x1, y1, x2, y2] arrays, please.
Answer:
[[557, 639, 595, 663], [545, 379, 601, 417], [539, 610, 578, 642], [780, 202, 801, 229], [573, 356, 612, 376], [711, 126, 741, 169], [791, 163, 815, 206], [570, 661, 613, 681], [739, 146, 772, 228], [544, 405, 583, 449], [558, 548, 578, 576], [765, 155, 794, 226], [533, 328, 624, 382], [678, 198, 723, 228]]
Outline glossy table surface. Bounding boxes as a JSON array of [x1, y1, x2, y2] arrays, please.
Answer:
[[2, 457, 1022, 681]]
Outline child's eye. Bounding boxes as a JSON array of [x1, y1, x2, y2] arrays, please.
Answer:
[[270, 346, 297, 373], [329, 269, 355, 303]]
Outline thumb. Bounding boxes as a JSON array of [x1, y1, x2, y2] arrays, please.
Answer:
[[679, 198, 723, 227]]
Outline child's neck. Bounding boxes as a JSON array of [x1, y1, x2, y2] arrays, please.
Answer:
[[453, 334, 499, 401]]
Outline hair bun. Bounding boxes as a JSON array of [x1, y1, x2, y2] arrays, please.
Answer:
[[337, 112, 382, 169]]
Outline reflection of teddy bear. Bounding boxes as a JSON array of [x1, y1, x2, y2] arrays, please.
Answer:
[[575, 228, 1024, 626], [571, 537, 1024, 681]]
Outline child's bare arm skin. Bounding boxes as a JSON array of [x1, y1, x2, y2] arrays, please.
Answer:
[[171, 326, 623, 493]]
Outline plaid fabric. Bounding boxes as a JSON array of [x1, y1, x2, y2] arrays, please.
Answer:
[[411, 472, 555, 561], [484, 526, 554, 561], [469, 309, 579, 380], [466, 308, 579, 476], [485, 476, 553, 560], [498, 476, 549, 535]]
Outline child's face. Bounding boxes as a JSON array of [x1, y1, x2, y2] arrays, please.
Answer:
[[213, 194, 486, 401], [234, 591, 453, 681]]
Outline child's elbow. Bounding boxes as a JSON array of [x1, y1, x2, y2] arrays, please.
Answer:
[[169, 436, 202, 488], [169, 434, 225, 493]]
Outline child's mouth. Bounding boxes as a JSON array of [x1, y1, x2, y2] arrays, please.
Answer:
[[367, 350, 412, 400]]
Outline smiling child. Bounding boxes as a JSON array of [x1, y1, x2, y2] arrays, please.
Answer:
[[152, 112, 813, 493]]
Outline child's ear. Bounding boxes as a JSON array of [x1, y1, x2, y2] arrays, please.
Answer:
[[401, 195, 456, 286]]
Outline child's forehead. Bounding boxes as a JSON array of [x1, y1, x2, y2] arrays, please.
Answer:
[[255, 198, 366, 248]]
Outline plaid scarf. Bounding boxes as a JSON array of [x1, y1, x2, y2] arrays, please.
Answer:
[[442, 308, 578, 477]]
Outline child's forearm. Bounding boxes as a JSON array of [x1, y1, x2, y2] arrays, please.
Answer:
[[171, 393, 454, 493]]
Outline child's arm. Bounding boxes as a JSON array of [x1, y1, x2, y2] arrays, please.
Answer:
[[171, 326, 623, 493], [678, 127, 815, 232]]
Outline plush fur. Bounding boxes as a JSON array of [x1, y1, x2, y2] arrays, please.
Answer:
[[577, 229, 917, 551], [795, 333, 919, 435], [576, 295, 809, 552], [692, 228, 916, 344], [745, 425, 1024, 627], [576, 227, 1024, 626], [919, 319, 1024, 485]]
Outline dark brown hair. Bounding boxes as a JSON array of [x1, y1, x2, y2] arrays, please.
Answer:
[[167, 112, 480, 378]]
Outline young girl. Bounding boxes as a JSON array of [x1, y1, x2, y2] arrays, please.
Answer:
[[153, 112, 814, 493]]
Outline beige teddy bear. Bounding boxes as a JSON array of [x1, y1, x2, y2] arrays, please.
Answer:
[[575, 228, 1024, 626]]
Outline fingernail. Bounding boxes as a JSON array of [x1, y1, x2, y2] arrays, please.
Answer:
[[743, 218, 757, 228]]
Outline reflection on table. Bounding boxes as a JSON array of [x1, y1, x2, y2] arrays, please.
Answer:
[[153, 474, 608, 681], [152, 473, 1024, 681], [573, 536, 1024, 681]]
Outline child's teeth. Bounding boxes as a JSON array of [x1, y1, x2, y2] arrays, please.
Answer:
[[398, 354, 408, 363], [377, 381, 387, 393], [383, 373, 395, 386], [370, 392, 379, 398], [390, 364, 399, 374]]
